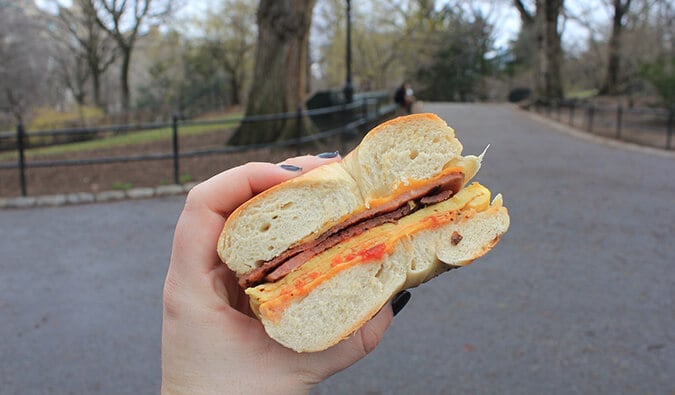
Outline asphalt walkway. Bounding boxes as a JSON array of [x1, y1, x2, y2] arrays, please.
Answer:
[[1, 103, 673, 394]]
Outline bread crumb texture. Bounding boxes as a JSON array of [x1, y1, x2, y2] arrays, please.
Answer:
[[219, 113, 480, 275], [251, 183, 510, 352]]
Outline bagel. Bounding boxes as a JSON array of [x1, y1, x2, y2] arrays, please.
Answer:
[[217, 113, 510, 352]]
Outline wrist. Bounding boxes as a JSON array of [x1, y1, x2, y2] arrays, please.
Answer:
[[161, 379, 312, 395], [161, 365, 315, 395]]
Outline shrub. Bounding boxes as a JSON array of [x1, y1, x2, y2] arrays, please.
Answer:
[[641, 56, 675, 108], [30, 106, 105, 131]]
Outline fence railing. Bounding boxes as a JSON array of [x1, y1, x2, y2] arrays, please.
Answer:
[[0, 95, 397, 197], [528, 99, 673, 150]]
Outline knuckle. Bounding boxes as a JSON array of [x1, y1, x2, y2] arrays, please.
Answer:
[[358, 322, 383, 356]]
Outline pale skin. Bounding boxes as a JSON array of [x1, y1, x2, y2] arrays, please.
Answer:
[[162, 155, 394, 395]]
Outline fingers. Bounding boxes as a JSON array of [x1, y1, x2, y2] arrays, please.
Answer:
[[193, 153, 341, 217], [167, 154, 341, 304], [347, 305, 394, 357], [277, 151, 340, 173]]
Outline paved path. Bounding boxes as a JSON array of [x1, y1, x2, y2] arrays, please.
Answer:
[[1, 103, 673, 394]]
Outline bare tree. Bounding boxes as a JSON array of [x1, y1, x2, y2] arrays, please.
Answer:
[[0, 2, 56, 123], [53, 0, 117, 109], [600, 0, 632, 95], [229, 0, 316, 145], [514, 0, 565, 100], [200, 0, 257, 107], [622, 0, 674, 103], [54, 44, 90, 107], [313, 0, 444, 94], [88, 0, 174, 112]]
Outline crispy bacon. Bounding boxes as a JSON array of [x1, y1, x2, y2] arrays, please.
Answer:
[[238, 171, 464, 288]]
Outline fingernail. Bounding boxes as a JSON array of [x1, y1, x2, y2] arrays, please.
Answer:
[[279, 164, 302, 172], [391, 290, 411, 317], [316, 151, 339, 159]]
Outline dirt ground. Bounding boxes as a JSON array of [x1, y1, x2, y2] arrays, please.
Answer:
[[0, 127, 357, 198]]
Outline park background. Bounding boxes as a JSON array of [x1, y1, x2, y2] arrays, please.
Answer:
[[1, 0, 672, 197], [1, 0, 673, 136], [0, 1, 674, 394]]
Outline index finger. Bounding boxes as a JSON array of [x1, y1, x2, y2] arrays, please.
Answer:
[[169, 155, 341, 288]]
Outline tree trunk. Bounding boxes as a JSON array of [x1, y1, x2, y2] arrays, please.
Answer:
[[544, 0, 564, 100], [230, 75, 240, 106], [88, 0, 163, 114], [600, 0, 631, 95], [224, 60, 243, 107], [533, 2, 546, 98], [120, 47, 132, 113], [514, 0, 564, 101], [92, 68, 102, 109], [229, 0, 316, 145]]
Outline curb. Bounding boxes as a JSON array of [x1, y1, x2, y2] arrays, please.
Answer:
[[0, 182, 198, 210]]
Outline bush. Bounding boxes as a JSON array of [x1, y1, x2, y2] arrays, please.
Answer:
[[641, 56, 675, 108], [26, 106, 106, 148], [30, 106, 105, 131]]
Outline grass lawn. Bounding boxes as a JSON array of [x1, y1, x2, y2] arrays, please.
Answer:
[[0, 113, 242, 161]]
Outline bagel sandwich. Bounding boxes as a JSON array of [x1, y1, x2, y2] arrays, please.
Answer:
[[217, 113, 510, 352]]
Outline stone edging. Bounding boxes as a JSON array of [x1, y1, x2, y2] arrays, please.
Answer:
[[0, 183, 198, 210]]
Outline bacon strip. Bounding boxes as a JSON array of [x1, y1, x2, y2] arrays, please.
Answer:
[[239, 171, 464, 288], [264, 202, 418, 283]]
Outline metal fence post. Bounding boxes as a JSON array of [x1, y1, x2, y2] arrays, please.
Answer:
[[667, 107, 674, 150], [172, 114, 180, 185], [569, 102, 575, 126], [296, 105, 303, 156], [587, 105, 595, 133], [616, 105, 623, 140], [362, 97, 368, 121], [556, 100, 561, 121], [17, 122, 27, 196], [340, 102, 348, 153]]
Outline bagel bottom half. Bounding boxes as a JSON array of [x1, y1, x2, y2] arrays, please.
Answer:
[[245, 183, 510, 352]]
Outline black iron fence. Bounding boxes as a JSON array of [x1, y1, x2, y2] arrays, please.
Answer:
[[529, 99, 673, 150], [0, 95, 396, 197]]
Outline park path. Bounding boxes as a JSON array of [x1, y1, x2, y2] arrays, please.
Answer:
[[1, 103, 673, 394]]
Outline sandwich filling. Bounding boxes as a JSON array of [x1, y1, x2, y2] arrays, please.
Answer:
[[246, 182, 497, 322], [239, 168, 465, 287]]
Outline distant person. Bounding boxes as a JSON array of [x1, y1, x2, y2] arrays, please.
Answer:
[[394, 82, 414, 114]]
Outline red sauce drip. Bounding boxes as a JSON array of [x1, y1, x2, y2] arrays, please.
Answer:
[[331, 243, 387, 267]]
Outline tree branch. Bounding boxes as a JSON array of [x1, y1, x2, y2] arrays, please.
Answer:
[[513, 0, 534, 25]]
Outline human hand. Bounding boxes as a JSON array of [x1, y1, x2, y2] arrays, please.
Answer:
[[162, 154, 403, 395]]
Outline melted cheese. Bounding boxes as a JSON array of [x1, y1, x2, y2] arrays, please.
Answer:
[[367, 166, 464, 209], [247, 182, 492, 322]]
